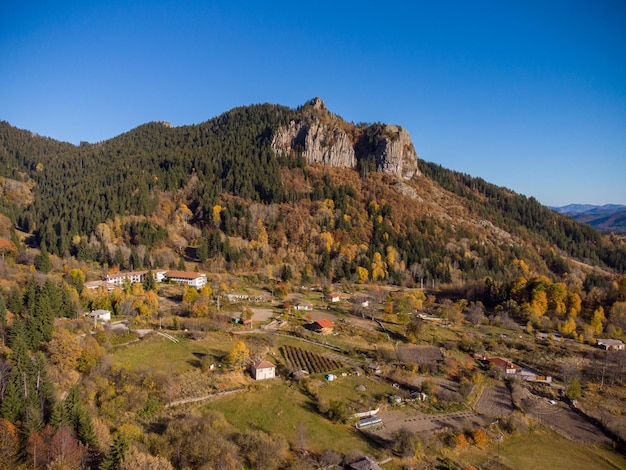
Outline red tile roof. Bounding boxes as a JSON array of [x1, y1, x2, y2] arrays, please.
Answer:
[[253, 360, 275, 370], [315, 319, 334, 329]]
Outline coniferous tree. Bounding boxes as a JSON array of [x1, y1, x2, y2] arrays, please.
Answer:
[[35, 242, 51, 273], [0, 294, 6, 326], [143, 270, 157, 292], [7, 286, 22, 315], [30, 352, 55, 424], [113, 247, 125, 268], [129, 248, 141, 271], [62, 386, 95, 446], [102, 433, 128, 470], [0, 380, 22, 424]]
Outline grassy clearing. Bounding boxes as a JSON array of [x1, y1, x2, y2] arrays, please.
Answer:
[[455, 427, 626, 470], [110, 334, 205, 373], [313, 375, 396, 411], [110, 332, 234, 374], [201, 380, 377, 456]]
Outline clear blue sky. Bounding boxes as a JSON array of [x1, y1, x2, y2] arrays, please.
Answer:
[[2, 1, 625, 206]]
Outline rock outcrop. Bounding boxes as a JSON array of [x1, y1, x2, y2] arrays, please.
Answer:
[[271, 98, 420, 179], [271, 118, 356, 169]]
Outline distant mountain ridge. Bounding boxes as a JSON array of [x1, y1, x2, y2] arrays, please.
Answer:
[[551, 204, 626, 234]]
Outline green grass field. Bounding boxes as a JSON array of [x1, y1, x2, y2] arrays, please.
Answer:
[[110, 332, 233, 374], [201, 379, 378, 456]]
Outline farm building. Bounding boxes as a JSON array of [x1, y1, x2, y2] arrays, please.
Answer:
[[487, 358, 521, 375], [310, 319, 334, 334], [86, 309, 111, 322], [355, 416, 382, 429], [597, 339, 625, 350], [250, 360, 276, 380]]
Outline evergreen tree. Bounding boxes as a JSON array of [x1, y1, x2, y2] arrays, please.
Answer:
[[113, 247, 125, 268], [35, 242, 51, 273], [143, 251, 152, 269], [129, 248, 141, 270], [0, 380, 23, 423], [31, 352, 56, 424], [60, 284, 77, 318], [7, 286, 22, 315], [143, 270, 157, 292], [63, 386, 95, 445], [0, 294, 6, 326], [102, 433, 128, 470]]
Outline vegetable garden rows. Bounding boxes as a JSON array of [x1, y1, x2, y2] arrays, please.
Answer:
[[281, 345, 344, 374]]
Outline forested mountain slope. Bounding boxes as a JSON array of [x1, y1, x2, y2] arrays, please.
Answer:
[[0, 99, 624, 287]]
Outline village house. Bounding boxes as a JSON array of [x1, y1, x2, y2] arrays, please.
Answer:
[[311, 319, 334, 334], [487, 357, 521, 375], [250, 360, 276, 380], [326, 292, 341, 303], [487, 357, 551, 383], [86, 309, 111, 322]]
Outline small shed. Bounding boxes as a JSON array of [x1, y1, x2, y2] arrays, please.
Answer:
[[349, 456, 383, 470], [87, 309, 111, 322], [250, 360, 276, 380], [355, 417, 382, 429]]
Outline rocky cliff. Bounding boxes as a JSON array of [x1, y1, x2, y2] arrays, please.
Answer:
[[271, 98, 420, 179]]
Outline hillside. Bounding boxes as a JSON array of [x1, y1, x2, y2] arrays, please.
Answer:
[[1, 99, 626, 469], [0, 98, 625, 288]]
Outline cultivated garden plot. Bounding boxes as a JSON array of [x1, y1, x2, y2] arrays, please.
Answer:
[[281, 345, 344, 374], [397, 345, 444, 369], [474, 384, 515, 417]]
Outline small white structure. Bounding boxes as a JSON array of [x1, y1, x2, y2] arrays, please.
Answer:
[[87, 309, 111, 322], [597, 339, 625, 351], [295, 302, 313, 311], [250, 360, 276, 380], [223, 292, 249, 302], [84, 280, 116, 291], [355, 416, 382, 429]]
